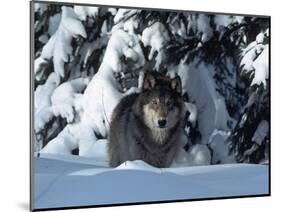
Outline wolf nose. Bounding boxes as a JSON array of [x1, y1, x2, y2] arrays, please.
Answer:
[[158, 119, 167, 128]]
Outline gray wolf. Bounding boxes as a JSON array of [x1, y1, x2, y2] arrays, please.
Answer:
[[107, 71, 186, 168]]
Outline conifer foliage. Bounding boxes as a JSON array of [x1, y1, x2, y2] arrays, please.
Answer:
[[33, 3, 270, 165]]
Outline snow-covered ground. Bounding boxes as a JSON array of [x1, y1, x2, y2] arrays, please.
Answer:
[[34, 153, 269, 209]]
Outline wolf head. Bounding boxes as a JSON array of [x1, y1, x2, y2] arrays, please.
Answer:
[[140, 72, 184, 134]]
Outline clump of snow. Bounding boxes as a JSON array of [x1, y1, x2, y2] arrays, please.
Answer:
[[51, 77, 90, 123], [74, 6, 99, 21], [116, 160, 160, 173], [185, 102, 197, 127], [188, 144, 211, 165], [142, 22, 170, 69], [35, 108, 53, 135], [166, 70, 177, 79], [40, 124, 80, 155], [78, 139, 108, 160], [256, 32, 265, 44], [214, 98, 231, 130], [34, 3, 48, 15], [167, 14, 188, 39], [113, 9, 139, 23], [252, 120, 269, 145], [38, 6, 87, 78], [82, 36, 109, 69], [251, 44, 268, 86], [38, 35, 49, 44], [48, 13, 61, 36], [197, 14, 213, 43], [141, 22, 169, 55], [208, 130, 235, 164], [240, 31, 269, 87], [35, 73, 59, 133], [214, 15, 243, 31], [138, 71, 145, 89], [82, 29, 145, 137], [176, 60, 231, 145], [34, 57, 49, 81], [123, 18, 139, 35], [112, 9, 140, 35], [172, 144, 211, 167]]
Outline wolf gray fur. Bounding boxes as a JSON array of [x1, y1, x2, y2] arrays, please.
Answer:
[[108, 71, 186, 168]]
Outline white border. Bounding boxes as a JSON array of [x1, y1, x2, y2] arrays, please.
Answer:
[[0, 0, 280, 211]]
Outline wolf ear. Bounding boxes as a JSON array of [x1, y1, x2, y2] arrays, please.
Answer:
[[170, 76, 182, 94], [143, 72, 156, 90]]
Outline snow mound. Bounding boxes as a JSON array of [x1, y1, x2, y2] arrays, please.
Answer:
[[172, 145, 211, 167], [34, 155, 269, 209], [116, 160, 161, 173]]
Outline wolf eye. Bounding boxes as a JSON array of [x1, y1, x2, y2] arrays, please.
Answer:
[[166, 101, 172, 106]]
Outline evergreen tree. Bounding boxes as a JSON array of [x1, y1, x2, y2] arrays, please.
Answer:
[[33, 3, 269, 164]]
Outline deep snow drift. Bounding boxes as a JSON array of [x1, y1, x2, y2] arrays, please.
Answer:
[[34, 153, 269, 209]]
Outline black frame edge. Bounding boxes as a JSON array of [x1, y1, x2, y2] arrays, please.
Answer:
[[30, 1, 35, 211]]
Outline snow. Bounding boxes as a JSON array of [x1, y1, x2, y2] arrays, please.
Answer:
[[256, 32, 265, 44], [40, 29, 145, 155], [176, 60, 231, 144], [74, 6, 99, 21], [38, 6, 87, 78], [34, 3, 48, 15], [40, 124, 79, 155], [251, 44, 269, 87], [240, 31, 269, 87], [116, 160, 160, 172], [82, 36, 109, 69], [142, 22, 169, 69], [33, 6, 269, 201], [79, 139, 109, 162], [51, 77, 90, 123], [185, 102, 197, 127], [82, 29, 144, 137], [197, 14, 213, 43], [214, 15, 244, 31], [34, 73, 59, 133], [172, 59, 236, 164], [48, 13, 61, 36], [168, 14, 188, 39], [173, 144, 211, 167], [38, 35, 48, 44], [188, 144, 211, 165], [208, 130, 235, 164], [34, 154, 269, 209], [114, 9, 139, 23], [113, 10, 139, 35], [252, 120, 269, 145], [214, 98, 231, 130], [34, 57, 49, 81]]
